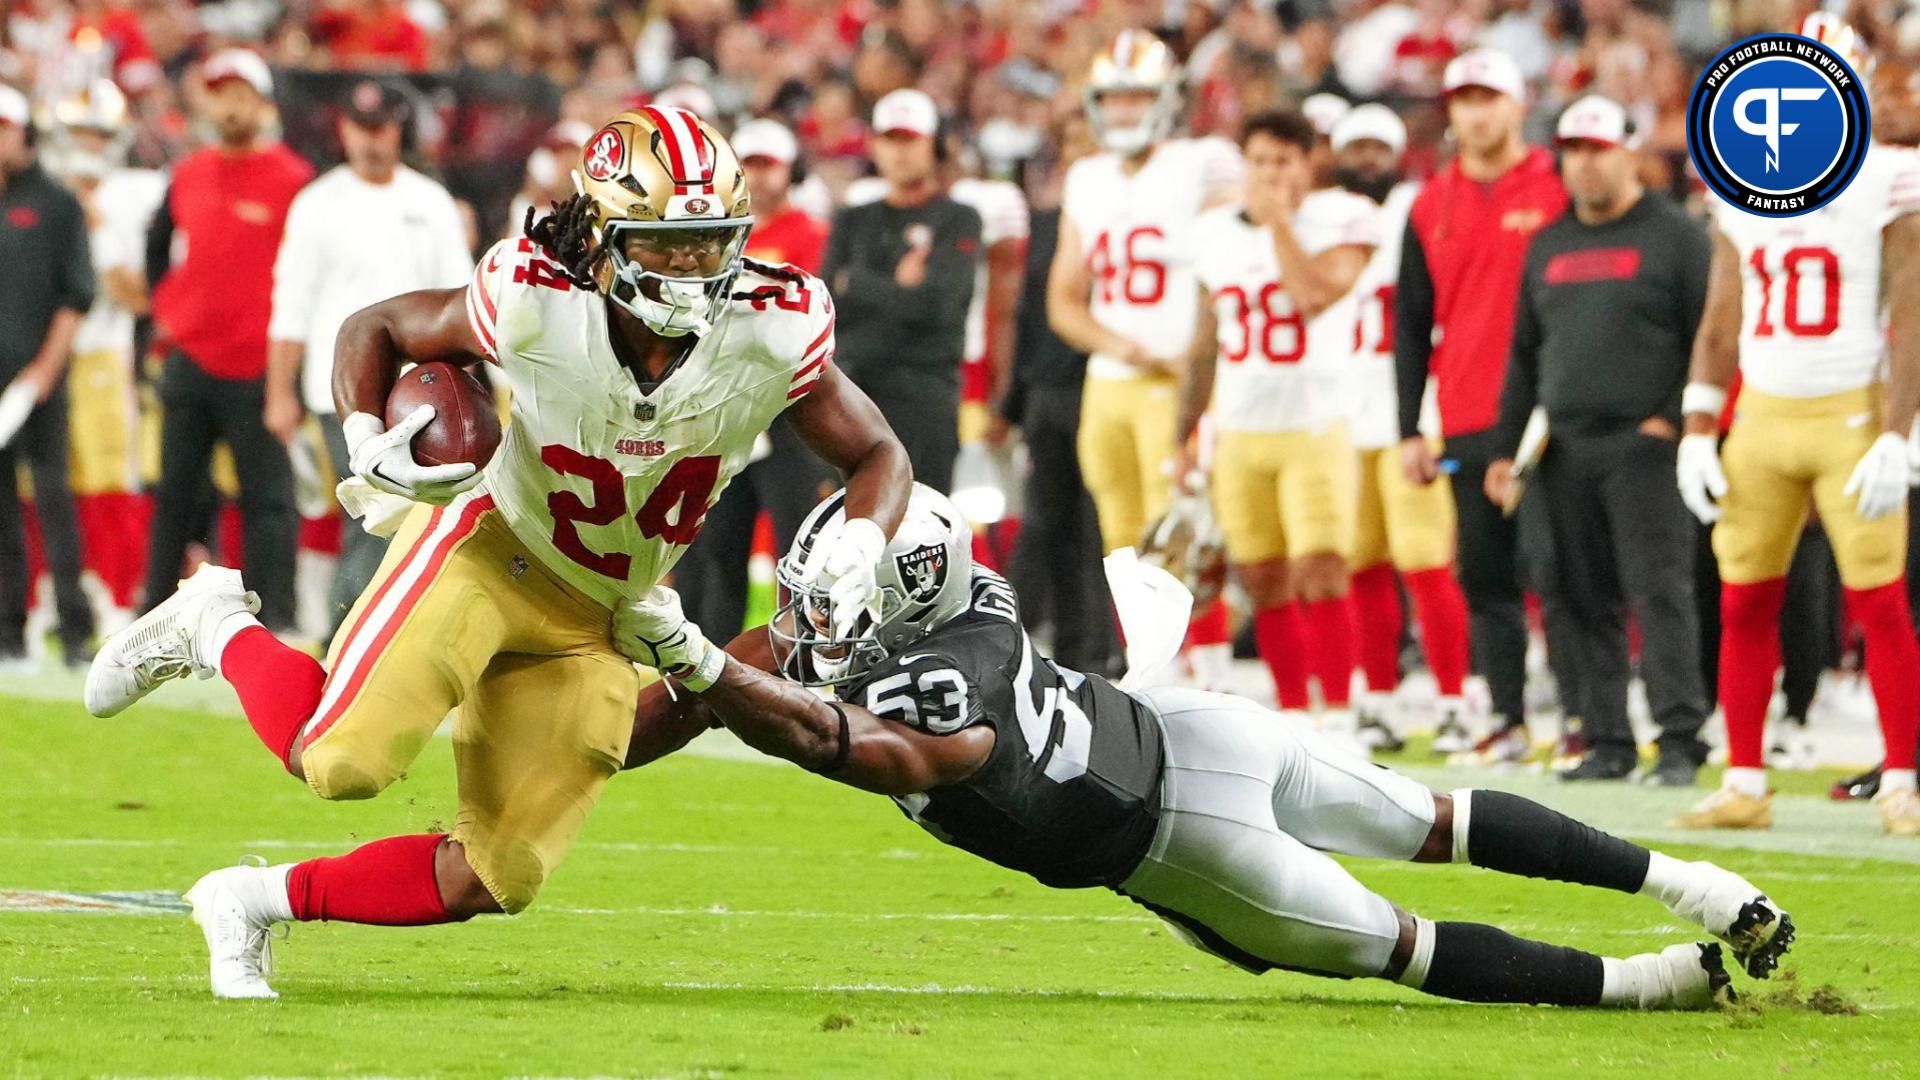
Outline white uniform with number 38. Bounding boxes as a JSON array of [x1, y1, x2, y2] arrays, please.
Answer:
[[1708, 143, 1920, 589]]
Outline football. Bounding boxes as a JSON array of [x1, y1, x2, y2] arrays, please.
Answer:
[[384, 361, 502, 469]]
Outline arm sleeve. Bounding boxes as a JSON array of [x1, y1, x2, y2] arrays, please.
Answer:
[[1495, 248, 1543, 458], [465, 238, 514, 363], [785, 281, 836, 402], [55, 196, 96, 313], [268, 187, 322, 344], [1394, 217, 1436, 439], [144, 182, 175, 291]]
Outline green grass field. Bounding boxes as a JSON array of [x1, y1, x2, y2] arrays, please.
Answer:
[[3, 691, 1918, 1079]]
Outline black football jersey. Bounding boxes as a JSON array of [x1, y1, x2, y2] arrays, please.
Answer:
[[839, 568, 1164, 888]]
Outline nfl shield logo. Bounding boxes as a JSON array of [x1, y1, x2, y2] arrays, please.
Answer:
[[895, 543, 948, 604], [635, 401, 656, 422]]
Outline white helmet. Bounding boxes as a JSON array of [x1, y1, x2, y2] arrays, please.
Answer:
[[772, 484, 973, 686], [1084, 31, 1182, 156]]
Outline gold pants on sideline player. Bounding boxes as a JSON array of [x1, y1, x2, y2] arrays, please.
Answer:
[[1210, 424, 1356, 565], [1078, 373, 1180, 552], [1349, 444, 1455, 572]]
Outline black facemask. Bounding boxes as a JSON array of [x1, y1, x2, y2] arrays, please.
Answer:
[[1334, 165, 1400, 204]]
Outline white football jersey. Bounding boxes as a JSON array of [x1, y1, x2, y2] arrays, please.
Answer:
[[1063, 136, 1243, 380], [73, 167, 167, 356], [467, 239, 834, 608], [1189, 189, 1379, 433], [845, 176, 1031, 366], [1345, 181, 1419, 450], [1713, 143, 1920, 399]]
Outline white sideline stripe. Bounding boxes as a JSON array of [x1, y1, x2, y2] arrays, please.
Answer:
[[302, 501, 472, 741]]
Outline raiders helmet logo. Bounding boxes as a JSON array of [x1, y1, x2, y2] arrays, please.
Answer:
[[584, 127, 626, 182], [895, 543, 948, 605]]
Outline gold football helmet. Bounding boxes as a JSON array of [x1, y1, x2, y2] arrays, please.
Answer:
[[1084, 31, 1182, 155], [39, 78, 130, 181], [1799, 11, 1873, 78], [1137, 489, 1228, 609], [573, 105, 754, 337]]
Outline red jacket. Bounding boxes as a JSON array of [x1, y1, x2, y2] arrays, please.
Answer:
[[151, 143, 312, 380], [747, 207, 829, 274], [1395, 146, 1567, 438]]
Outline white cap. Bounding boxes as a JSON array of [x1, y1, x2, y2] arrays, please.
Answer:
[[1555, 94, 1631, 148], [1301, 93, 1351, 137], [202, 48, 274, 98], [873, 88, 939, 139], [1443, 48, 1524, 101], [731, 118, 798, 165], [1331, 103, 1406, 155], [0, 84, 27, 128]]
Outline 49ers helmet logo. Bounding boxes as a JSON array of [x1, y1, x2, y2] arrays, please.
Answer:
[[584, 127, 626, 182]]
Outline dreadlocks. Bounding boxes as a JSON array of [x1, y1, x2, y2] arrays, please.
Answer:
[[524, 193, 603, 290]]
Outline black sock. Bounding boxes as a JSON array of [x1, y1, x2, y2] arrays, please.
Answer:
[[1421, 921, 1604, 1006], [1465, 789, 1650, 893]]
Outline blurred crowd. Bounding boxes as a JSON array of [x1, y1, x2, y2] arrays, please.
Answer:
[[7, 0, 1920, 801]]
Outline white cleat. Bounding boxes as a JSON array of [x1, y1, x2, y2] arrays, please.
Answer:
[[84, 565, 258, 718], [183, 861, 290, 1000], [1657, 860, 1795, 979], [1613, 943, 1735, 1010]]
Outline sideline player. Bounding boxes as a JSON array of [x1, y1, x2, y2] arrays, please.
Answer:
[[1174, 110, 1373, 732], [621, 484, 1794, 1009], [1332, 104, 1473, 751], [1047, 30, 1241, 554], [1676, 16, 1920, 836], [84, 107, 913, 997]]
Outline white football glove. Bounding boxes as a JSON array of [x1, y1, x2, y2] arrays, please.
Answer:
[[1676, 433, 1729, 525], [1845, 431, 1911, 521], [342, 407, 480, 505], [613, 585, 724, 690], [799, 516, 888, 639]]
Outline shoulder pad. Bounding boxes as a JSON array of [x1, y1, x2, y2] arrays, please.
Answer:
[[734, 258, 835, 400]]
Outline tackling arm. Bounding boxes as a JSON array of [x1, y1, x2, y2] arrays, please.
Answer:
[[786, 362, 912, 537], [1683, 229, 1743, 436]]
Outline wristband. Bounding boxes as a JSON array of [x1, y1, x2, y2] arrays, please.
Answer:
[[1680, 383, 1728, 419], [808, 701, 852, 775], [678, 640, 726, 693]]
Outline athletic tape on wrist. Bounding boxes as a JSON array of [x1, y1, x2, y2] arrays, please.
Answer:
[[678, 642, 726, 693], [1680, 383, 1727, 419]]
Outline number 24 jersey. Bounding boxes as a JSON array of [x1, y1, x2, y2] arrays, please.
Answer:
[[839, 568, 1165, 889], [466, 238, 834, 608]]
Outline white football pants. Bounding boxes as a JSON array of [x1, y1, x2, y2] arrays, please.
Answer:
[[1119, 686, 1437, 979]]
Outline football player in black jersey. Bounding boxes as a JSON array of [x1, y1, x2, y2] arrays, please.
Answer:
[[618, 484, 1794, 1008]]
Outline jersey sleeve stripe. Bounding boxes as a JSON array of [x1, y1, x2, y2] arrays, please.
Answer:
[[791, 353, 829, 384], [788, 375, 824, 400], [802, 320, 833, 360], [465, 284, 498, 361], [299, 495, 496, 748]]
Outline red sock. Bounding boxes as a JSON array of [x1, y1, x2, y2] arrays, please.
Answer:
[[1846, 581, 1920, 771], [1300, 595, 1357, 707], [1405, 566, 1470, 697], [1720, 578, 1787, 770], [1187, 597, 1232, 646], [1350, 564, 1402, 693], [1254, 604, 1311, 710], [222, 627, 326, 774], [287, 833, 461, 925]]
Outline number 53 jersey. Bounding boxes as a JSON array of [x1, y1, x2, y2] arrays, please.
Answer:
[[467, 239, 834, 608], [839, 568, 1165, 889]]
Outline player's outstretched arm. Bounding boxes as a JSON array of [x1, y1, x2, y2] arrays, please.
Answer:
[[787, 362, 912, 537], [331, 287, 487, 419], [699, 649, 993, 796]]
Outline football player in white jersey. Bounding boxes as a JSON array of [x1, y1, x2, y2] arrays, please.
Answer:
[[41, 79, 166, 631], [1047, 30, 1243, 555], [84, 106, 912, 997], [1174, 110, 1375, 734], [1331, 104, 1474, 752], [1676, 15, 1920, 836]]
